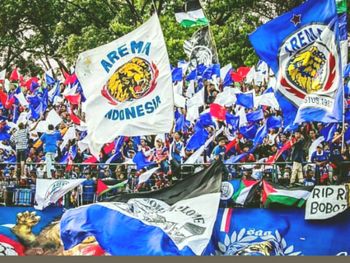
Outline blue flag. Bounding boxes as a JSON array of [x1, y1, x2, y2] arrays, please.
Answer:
[[212, 64, 221, 77], [45, 70, 56, 86], [186, 69, 197, 81], [253, 124, 268, 146], [172, 67, 183, 82], [225, 113, 239, 130], [132, 152, 155, 170], [344, 64, 350, 78], [223, 69, 233, 87], [186, 128, 209, 151], [266, 116, 282, 130], [0, 125, 11, 141], [175, 114, 190, 132], [236, 93, 254, 109], [195, 113, 215, 132], [239, 124, 258, 140], [49, 82, 61, 103], [224, 152, 249, 165], [320, 123, 338, 142], [249, 0, 343, 125], [246, 109, 264, 123]]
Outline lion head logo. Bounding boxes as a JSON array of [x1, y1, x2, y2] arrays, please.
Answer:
[[286, 46, 327, 94], [101, 57, 159, 105], [234, 241, 274, 256]]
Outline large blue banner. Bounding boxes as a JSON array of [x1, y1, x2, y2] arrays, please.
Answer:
[[210, 208, 350, 256], [249, 0, 343, 126]]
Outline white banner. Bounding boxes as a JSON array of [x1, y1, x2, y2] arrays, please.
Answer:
[[305, 185, 350, 220], [75, 14, 174, 158], [46, 109, 63, 127], [100, 192, 220, 255], [34, 179, 86, 210]]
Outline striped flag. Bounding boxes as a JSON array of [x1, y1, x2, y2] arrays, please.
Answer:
[[175, 0, 208, 28], [231, 179, 260, 206], [96, 179, 128, 196], [219, 208, 233, 233], [262, 180, 313, 208]]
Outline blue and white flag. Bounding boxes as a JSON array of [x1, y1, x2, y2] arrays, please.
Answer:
[[75, 14, 174, 158], [236, 92, 254, 109], [60, 161, 224, 256], [45, 69, 56, 86], [249, 0, 343, 125]]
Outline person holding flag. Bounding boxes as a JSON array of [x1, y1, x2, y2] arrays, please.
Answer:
[[39, 124, 63, 179]]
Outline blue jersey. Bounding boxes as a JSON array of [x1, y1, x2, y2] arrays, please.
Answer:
[[171, 141, 183, 163], [304, 178, 316, 187], [211, 145, 226, 160], [311, 151, 328, 163]]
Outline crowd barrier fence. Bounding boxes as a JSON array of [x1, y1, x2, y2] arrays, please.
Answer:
[[0, 160, 348, 207]]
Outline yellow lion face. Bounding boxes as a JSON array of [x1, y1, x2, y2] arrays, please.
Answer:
[[105, 57, 153, 103], [286, 46, 327, 94]]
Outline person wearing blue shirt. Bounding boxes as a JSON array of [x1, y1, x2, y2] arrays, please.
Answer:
[[171, 132, 183, 163], [40, 124, 62, 179], [211, 137, 227, 161], [311, 144, 329, 185]]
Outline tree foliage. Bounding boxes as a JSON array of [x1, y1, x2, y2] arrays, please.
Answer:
[[0, 0, 348, 75]]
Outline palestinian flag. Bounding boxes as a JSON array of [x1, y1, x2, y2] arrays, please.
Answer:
[[96, 179, 128, 196], [175, 0, 208, 28], [262, 180, 313, 208], [231, 179, 260, 206]]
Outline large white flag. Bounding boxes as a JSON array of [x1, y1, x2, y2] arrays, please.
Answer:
[[75, 14, 174, 157], [34, 179, 86, 210]]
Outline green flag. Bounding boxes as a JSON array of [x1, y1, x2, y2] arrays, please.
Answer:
[[175, 0, 209, 28], [336, 0, 347, 13]]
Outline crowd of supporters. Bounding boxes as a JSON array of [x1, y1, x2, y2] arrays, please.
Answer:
[[0, 66, 350, 207]]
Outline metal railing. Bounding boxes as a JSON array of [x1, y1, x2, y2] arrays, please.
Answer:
[[0, 160, 348, 207]]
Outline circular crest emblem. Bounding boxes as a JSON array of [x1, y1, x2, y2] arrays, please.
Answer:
[[278, 24, 337, 103], [220, 182, 234, 200], [101, 57, 159, 105]]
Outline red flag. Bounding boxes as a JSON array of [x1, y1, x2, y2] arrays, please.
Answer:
[[210, 103, 227, 121], [96, 179, 109, 196], [63, 71, 77, 85], [0, 89, 8, 106], [0, 234, 25, 256], [9, 68, 19, 81], [65, 94, 81, 105], [103, 141, 116, 155], [23, 77, 39, 90], [225, 138, 238, 153], [237, 67, 251, 78], [83, 156, 98, 164], [70, 110, 81, 125], [230, 72, 244, 83], [5, 96, 15, 109], [265, 140, 294, 165]]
